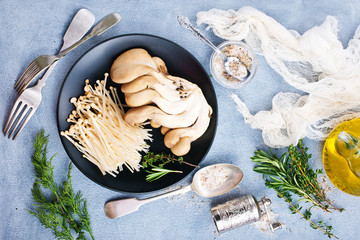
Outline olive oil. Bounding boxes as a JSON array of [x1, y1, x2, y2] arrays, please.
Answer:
[[323, 118, 360, 196], [335, 131, 360, 178]]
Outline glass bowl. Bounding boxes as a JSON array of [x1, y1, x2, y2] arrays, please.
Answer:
[[210, 40, 258, 89]]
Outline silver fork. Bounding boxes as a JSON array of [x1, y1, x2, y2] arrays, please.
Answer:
[[3, 9, 96, 139], [4, 81, 44, 139], [14, 12, 121, 94]]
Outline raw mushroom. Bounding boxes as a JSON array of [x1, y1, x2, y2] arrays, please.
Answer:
[[121, 75, 159, 94], [161, 126, 170, 135], [125, 89, 197, 115], [124, 102, 201, 129], [164, 94, 213, 156], [110, 48, 212, 156], [110, 48, 158, 84], [124, 89, 161, 107], [152, 56, 168, 74]]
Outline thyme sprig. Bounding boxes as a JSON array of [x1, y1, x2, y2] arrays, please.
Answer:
[[251, 139, 343, 239], [27, 130, 94, 240], [142, 152, 199, 182]]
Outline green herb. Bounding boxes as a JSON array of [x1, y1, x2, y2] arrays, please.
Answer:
[[251, 139, 343, 239], [145, 167, 183, 182], [142, 152, 199, 182], [27, 130, 94, 240]]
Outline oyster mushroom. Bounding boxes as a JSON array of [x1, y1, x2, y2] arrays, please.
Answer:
[[124, 99, 202, 129], [124, 89, 161, 107], [110, 48, 158, 84], [164, 94, 213, 156], [161, 126, 170, 135], [152, 56, 168, 74], [110, 48, 212, 156], [121, 75, 159, 94]]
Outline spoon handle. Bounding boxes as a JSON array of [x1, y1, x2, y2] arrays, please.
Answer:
[[177, 15, 222, 56], [141, 185, 192, 204], [57, 13, 121, 57], [36, 9, 95, 90], [104, 185, 192, 219]]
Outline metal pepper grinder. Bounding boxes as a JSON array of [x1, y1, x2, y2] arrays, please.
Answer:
[[211, 194, 282, 233]]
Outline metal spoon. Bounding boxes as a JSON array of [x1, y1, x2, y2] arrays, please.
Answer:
[[177, 15, 248, 79], [104, 163, 243, 219], [33, 9, 95, 91]]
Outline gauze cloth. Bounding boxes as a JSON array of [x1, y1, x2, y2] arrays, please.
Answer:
[[197, 6, 360, 148]]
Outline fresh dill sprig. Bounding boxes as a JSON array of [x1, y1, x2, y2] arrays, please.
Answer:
[[27, 130, 94, 240], [251, 139, 343, 239], [142, 152, 199, 182]]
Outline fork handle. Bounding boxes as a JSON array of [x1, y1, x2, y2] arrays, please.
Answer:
[[57, 13, 121, 58], [35, 62, 58, 89]]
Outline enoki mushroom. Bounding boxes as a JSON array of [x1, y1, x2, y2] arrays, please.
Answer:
[[61, 73, 152, 176]]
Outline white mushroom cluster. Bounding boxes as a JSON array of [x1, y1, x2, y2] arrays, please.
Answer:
[[110, 48, 213, 156], [61, 73, 152, 176]]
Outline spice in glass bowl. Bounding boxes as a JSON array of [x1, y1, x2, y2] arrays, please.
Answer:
[[210, 41, 257, 89]]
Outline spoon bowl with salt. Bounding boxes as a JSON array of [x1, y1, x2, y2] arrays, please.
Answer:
[[104, 163, 243, 219]]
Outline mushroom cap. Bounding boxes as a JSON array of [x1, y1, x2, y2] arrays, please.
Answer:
[[161, 126, 170, 135], [124, 106, 164, 126], [110, 48, 157, 84], [164, 129, 184, 148], [124, 103, 201, 129], [124, 89, 160, 107], [170, 137, 191, 156], [151, 93, 196, 115], [152, 57, 168, 74], [121, 75, 159, 94], [150, 119, 161, 128]]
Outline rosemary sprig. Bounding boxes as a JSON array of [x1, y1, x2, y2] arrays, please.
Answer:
[[27, 130, 94, 240], [142, 152, 199, 182], [145, 165, 183, 182], [251, 139, 343, 239]]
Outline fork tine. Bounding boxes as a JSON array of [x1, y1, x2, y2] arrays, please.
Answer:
[[16, 66, 41, 94], [14, 64, 37, 93], [11, 107, 34, 140], [15, 65, 40, 93], [7, 105, 33, 140], [14, 60, 36, 89], [3, 100, 23, 136]]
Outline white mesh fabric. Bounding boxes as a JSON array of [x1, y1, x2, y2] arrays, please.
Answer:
[[197, 7, 360, 147]]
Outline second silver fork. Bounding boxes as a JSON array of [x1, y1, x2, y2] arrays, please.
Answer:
[[3, 9, 96, 139]]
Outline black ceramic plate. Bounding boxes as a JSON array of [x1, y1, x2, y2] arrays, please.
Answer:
[[57, 34, 217, 193]]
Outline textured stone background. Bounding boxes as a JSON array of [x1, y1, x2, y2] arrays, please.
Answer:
[[1, 0, 359, 239]]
